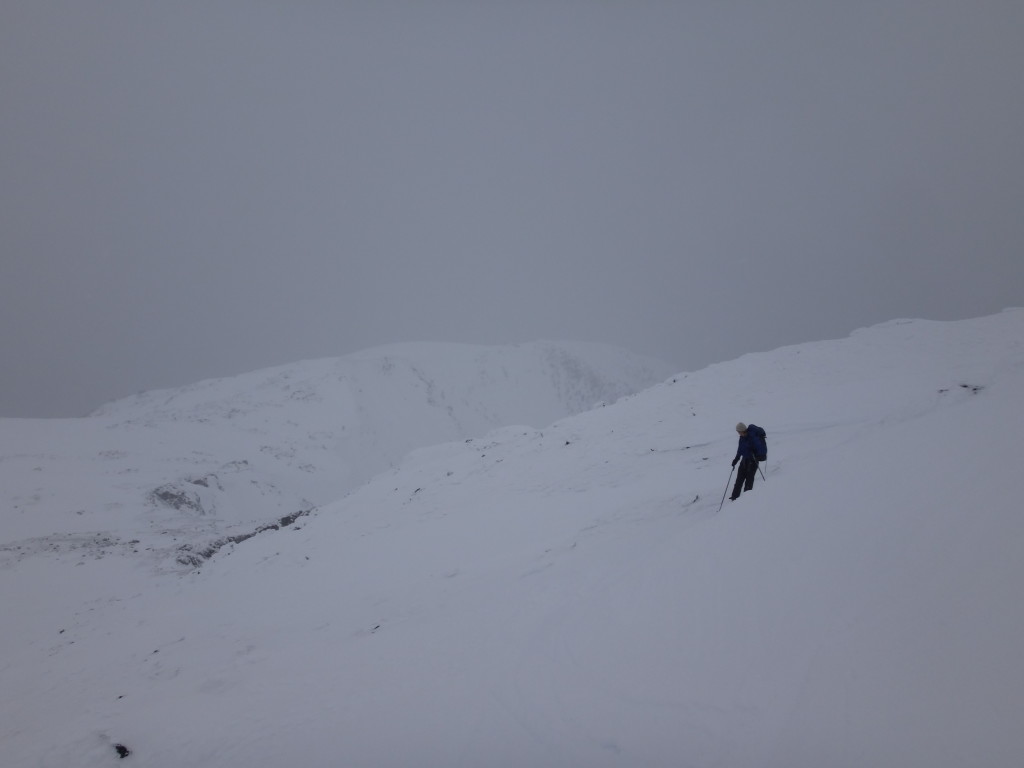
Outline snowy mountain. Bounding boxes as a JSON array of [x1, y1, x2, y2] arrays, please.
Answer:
[[3, 312, 1023, 767], [1, 340, 672, 568]]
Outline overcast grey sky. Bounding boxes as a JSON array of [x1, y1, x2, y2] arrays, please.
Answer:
[[2, 1, 1022, 417]]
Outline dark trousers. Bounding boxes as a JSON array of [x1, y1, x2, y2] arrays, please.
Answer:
[[731, 458, 758, 499]]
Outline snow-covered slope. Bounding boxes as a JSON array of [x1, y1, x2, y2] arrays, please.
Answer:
[[0, 341, 672, 567], [3, 311, 1023, 767]]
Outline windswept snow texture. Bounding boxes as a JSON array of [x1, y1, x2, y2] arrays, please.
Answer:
[[3, 312, 1024, 767], [0, 340, 671, 567]]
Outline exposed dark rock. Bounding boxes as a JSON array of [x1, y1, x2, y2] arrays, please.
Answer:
[[176, 508, 313, 567], [150, 484, 205, 514], [939, 383, 984, 395]]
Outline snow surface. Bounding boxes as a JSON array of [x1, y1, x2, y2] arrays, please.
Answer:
[[2, 314, 1023, 767], [1, 340, 671, 569]]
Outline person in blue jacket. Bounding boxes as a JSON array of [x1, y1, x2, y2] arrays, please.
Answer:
[[730, 422, 766, 500]]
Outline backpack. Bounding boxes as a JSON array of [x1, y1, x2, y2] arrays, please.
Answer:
[[747, 424, 767, 462]]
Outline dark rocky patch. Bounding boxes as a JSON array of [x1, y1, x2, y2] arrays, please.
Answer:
[[150, 484, 205, 514], [176, 508, 312, 567]]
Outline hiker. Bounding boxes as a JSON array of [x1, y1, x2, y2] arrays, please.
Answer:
[[730, 422, 766, 500]]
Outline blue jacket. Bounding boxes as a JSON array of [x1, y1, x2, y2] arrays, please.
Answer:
[[734, 424, 766, 463], [734, 433, 756, 462]]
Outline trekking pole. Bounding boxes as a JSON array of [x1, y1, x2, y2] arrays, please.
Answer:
[[717, 466, 735, 513], [758, 463, 767, 482]]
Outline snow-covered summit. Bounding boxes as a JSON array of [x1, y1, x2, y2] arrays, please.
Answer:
[[91, 340, 669, 424]]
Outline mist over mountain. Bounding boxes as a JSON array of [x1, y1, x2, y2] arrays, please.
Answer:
[[2, 312, 1022, 766]]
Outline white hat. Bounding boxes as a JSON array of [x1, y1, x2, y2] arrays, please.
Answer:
[[736, 422, 747, 433]]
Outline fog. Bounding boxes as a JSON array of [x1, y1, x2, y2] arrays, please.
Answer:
[[2, 1, 1022, 416]]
